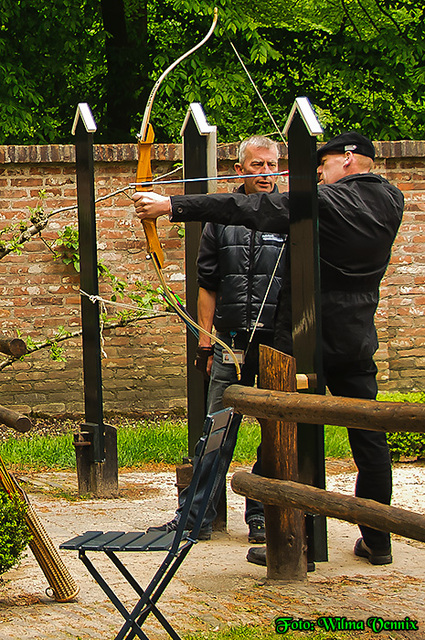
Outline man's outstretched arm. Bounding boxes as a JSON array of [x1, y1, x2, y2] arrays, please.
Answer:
[[132, 191, 290, 234]]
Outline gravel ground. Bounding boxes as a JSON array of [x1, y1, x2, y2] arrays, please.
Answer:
[[0, 460, 423, 640], [0, 417, 76, 443], [1, 417, 424, 639], [0, 413, 182, 443]]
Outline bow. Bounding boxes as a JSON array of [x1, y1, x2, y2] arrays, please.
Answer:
[[135, 8, 241, 379], [136, 7, 218, 270]]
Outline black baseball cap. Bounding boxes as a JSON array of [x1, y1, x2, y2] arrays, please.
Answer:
[[317, 131, 375, 164]]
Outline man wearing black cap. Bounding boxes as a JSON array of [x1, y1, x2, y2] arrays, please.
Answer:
[[133, 131, 404, 567]]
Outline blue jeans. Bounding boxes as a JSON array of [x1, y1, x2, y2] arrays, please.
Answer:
[[177, 332, 269, 529]]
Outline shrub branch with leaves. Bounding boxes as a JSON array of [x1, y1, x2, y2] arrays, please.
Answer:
[[0, 488, 31, 575]]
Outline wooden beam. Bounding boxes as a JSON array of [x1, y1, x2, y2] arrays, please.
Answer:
[[231, 471, 425, 543], [0, 337, 27, 357], [0, 406, 32, 432], [223, 385, 425, 433]]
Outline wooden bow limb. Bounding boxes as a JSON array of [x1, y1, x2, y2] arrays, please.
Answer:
[[136, 9, 218, 270], [138, 8, 219, 144], [133, 8, 241, 380], [136, 123, 164, 269]]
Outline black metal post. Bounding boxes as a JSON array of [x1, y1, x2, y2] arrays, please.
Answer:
[[285, 99, 328, 561], [74, 110, 105, 463], [181, 104, 216, 456], [72, 103, 118, 497]]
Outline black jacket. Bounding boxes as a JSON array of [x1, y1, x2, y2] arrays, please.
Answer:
[[197, 220, 286, 334], [172, 173, 404, 366]]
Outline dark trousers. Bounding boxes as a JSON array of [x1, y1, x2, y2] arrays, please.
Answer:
[[325, 358, 392, 552], [177, 333, 269, 529]]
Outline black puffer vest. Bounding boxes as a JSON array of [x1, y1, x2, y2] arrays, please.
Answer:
[[197, 186, 286, 334]]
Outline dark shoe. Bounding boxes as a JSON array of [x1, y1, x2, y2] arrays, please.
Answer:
[[195, 523, 212, 540], [248, 519, 266, 544], [147, 519, 179, 534], [246, 546, 315, 572], [354, 537, 392, 565], [147, 519, 211, 541]]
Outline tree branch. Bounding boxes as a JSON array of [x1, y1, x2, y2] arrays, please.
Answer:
[[0, 311, 170, 371]]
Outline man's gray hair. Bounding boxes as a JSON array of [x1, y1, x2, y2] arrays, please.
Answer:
[[239, 136, 279, 165]]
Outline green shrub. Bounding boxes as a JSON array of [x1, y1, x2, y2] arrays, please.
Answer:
[[377, 392, 425, 461], [0, 488, 31, 574], [387, 431, 425, 461]]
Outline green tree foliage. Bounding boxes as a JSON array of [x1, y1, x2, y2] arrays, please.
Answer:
[[0, 0, 424, 143], [231, 0, 425, 140], [0, 0, 105, 143]]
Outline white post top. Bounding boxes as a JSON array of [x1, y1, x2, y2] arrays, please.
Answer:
[[180, 102, 217, 137], [72, 103, 97, 135], [283, 97, 323, 137]]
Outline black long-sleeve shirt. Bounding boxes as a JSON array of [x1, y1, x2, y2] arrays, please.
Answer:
[[172, 173, 404, 367]]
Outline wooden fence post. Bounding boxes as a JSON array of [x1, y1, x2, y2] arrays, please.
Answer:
[[258, 345, 307, 580]]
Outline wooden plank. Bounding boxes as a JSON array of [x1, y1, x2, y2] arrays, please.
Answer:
[[286, 110, 327, 562], [232, 471, 425, 543], [75, 112, 105, 465], [59, 531, 103, 551], [182, 107, 213, 456], [223, 385, 425, 433]]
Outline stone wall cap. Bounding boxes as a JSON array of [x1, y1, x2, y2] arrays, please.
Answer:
[[0, 143, 183, 164], [0, 139, 424, 164]]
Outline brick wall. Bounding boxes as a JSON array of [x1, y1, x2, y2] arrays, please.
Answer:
[[0, 141, 423, 417]]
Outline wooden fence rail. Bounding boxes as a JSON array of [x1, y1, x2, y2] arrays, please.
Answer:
[[231, 471, 425, 544], [223, 385, 425, 432], [0, 337, 27, 358], [0, 406, 32, 433]]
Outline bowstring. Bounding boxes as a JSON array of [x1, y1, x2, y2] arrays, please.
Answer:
[[228, 39, 286, 143], [150, 256, 242, 380], [229, 39, 288, 357]]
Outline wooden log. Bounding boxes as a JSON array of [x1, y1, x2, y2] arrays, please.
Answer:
[[258, 346, 307, 580], [0, 337, 27, 357], [223, 385, 425, 433], [231, 471, 425, 543], [0, 406, 32, 432]]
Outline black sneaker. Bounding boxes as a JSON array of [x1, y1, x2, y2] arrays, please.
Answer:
[[147, 519, 212, 541], [354, 538, 392, 565], [248, 519, 266, 544], [147, 519, 179, 534]]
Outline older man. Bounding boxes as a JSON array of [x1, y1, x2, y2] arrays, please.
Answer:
[[151, 136, 286, 544], [134, 132, 404, 566]]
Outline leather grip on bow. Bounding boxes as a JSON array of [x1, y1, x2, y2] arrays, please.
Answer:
[[136, 123, 164, 269]]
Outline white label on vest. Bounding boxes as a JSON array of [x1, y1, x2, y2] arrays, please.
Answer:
[[261, 233, 284, 243]]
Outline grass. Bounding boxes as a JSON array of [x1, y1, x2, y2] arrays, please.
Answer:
[[0, 391, 422, 471], [0, 432, 75, 470], [0, 417, 262, 471], [183, 623, 360, 640]]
